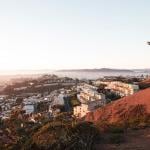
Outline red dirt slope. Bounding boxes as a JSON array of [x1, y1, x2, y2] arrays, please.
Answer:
[[86, 88, 150, 124]]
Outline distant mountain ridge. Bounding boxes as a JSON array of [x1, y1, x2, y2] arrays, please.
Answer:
[[133, 69, 150, 73], [58, 68, 134, 72]]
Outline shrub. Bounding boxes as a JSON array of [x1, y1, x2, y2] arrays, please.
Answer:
[[29, 121, 101, 150], [63, 122, 101, 150], [108, 125, 124, 134], [109, 133, 124, 144]]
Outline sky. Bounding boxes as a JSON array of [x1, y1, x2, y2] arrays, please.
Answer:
[[0, 0, 150, 71]]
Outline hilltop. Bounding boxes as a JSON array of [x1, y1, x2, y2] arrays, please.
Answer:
[[86, 88, 150, 126]]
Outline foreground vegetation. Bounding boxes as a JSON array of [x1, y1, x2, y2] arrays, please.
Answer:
[[1, 105, 150, 150], [0, 112, 100, 150]]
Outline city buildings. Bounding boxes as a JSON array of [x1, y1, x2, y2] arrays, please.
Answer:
[[74, 84, 106, 118], [94, 80, 139, 97], [105, 81, 139, 96], [0, 75, 141, 120]]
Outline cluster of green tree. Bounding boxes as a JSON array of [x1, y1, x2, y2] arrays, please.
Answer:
[[113, 76, 141, 84], [0, 109, 50, 150], [1, 108, 150, 150], [36, 102, 49, 113], [105, 92, 121, 102], [2, 83, 73, 96], [97, 86, 121, 102], [63, 94, 81, 112], [23, 121, 100, 150], [0, 112, 100, 150], [1, 74, 76, 96]]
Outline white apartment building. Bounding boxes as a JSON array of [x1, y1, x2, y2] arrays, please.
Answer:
[[74, 84, 106, 118], [74, 100, 105, 118], [23, 104, 35, 114], [105, 81, 139, 96]]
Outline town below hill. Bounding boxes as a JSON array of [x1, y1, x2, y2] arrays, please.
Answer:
[[0, 74, 150, 149]]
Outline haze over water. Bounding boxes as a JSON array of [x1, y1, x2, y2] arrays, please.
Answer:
[[54, 71, 149, 80]]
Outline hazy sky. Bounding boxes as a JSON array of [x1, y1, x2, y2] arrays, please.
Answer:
[[0, 0, 150, 70]]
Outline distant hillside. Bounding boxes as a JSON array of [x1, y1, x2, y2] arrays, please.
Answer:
[[58, 68, 134, 73], [134, 69, 150, 73], [86, 88, 150, 126]]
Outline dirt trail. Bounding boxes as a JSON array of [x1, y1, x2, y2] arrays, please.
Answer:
[[98, 128, 150, 150]]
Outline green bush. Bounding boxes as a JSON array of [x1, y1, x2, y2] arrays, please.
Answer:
[[28, 121, 101, 150]]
